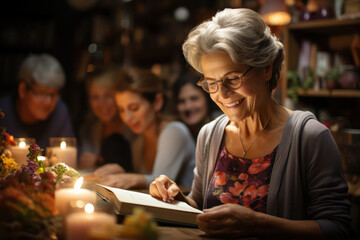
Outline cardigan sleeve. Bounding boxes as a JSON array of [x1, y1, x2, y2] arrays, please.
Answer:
[[302, 119, 353, 239], [188, 124, 207, 209]]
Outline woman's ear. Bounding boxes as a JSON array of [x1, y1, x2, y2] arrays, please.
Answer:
[[264, 63, 273, 82], [18, 82, 27, 99], [153, 93, 164, 112]]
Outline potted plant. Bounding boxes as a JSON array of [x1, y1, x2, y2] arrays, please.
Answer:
[[325, 68, 340, 89]]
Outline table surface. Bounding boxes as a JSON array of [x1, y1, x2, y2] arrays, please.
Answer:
[[158, 226, 258, 240]]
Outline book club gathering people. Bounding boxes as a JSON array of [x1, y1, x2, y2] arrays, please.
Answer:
[[149, 8, 354, 239], [172, 71, 221, 140], [0, 6, 356, 240], [93, 67, 196, 189], [78, 68, 132, 171], [0, 53, 75, 149]]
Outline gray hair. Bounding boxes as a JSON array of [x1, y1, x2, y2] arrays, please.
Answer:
[[182, 8, 284, 91], [18, 53, 65, 88]]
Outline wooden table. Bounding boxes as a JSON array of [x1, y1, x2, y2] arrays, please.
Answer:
[[158, 226, 258, 240]]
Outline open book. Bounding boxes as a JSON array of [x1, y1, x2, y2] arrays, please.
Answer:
[[96, 184, 203, 226]]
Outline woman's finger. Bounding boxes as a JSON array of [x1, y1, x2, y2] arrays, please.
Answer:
[[154, 175, 172, 202], [167, 182, 180, 198], [149, 181, 162, 199]]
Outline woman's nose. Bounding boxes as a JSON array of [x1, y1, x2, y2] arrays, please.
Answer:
[[218, 83, 232, 98], [122, 111, 132, 122]]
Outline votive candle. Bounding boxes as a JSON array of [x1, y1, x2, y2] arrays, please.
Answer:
[[55, 177, 96, 217], [8, 138, 35, 166], [66, 203, 116, 240]]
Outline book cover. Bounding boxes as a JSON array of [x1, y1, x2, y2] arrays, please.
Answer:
[[96, 184, 203, 226]]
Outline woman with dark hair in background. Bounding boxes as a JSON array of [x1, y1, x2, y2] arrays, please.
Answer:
[[94, 67, 195, 189]]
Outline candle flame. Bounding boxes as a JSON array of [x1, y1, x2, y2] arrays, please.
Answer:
[[19, 141, 26, 148], [60, 141, 66, 149], [85, 203, 94, 214], [74, 177, 83, 190]]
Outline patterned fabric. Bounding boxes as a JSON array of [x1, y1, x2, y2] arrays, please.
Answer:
[[205, 144, 277, 213]]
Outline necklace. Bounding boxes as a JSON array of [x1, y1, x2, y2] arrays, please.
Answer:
[[239, 116, 271, 158]]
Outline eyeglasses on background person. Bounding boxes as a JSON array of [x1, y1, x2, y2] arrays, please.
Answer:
[[26, 85, 60, 101]]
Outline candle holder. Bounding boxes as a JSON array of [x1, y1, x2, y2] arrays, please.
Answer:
[[48, 137, 77, 168], [8, 138, 36, 166], [65, 202, 116, 240]]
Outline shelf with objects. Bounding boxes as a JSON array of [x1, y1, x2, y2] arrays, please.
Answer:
[[282, 15, 360, 236], [282, 17, 360, 127]]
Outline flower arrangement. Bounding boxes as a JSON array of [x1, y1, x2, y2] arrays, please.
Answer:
[[0, 112, 18, 176], [0, 110, 80, 239]]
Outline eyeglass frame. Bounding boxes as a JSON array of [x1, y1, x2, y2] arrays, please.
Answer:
[[197, 66, 253, 93], [26, 84, 60, 101]]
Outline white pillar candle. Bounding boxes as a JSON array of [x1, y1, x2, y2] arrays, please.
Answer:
[[8, 138, 35, 166], [55, 177, 96, 217], [51, 141, 77, 168], [66, 203, 116, 240]]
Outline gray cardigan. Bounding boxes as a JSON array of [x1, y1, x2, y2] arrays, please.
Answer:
[[188, 111, 352, 239]]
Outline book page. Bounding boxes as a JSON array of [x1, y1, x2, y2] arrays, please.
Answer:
[[98, 185, 203, 214]]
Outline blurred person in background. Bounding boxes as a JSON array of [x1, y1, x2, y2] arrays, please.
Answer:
[[0, 53, 74, 149], [173, 71, 220, 140], [94, 67, 195, 189], [78, 68, 132, 171]]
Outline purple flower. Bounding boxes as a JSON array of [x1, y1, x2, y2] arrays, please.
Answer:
[[30, 143, 40, 155], [24, 159, 39, 175]]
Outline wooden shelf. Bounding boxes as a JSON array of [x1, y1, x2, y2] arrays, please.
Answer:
[[287, 18, 360, 32], [297, 89, 360, 98]]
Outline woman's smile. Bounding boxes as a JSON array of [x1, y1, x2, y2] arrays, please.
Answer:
[[224, 98, 245, 108]]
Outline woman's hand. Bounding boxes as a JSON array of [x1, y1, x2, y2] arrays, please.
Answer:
[[94, 163, 125, 177], [149, 175, 180, 202], [197, 204, 257, 237], [99, 173, 147, 189]]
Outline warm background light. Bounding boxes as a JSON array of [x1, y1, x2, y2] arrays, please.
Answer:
[[260, 0, 291, 26]]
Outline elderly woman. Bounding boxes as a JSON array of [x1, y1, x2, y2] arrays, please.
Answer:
[[149, 8, 353, 239]]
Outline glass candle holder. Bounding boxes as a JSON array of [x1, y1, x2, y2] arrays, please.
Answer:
[[8, 138, 36, 166], [48, 137, 77, 169]]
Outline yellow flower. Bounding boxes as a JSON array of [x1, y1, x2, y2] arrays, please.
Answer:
[[0, 154, 19, 177]]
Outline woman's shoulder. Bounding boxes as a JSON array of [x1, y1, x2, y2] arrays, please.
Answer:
[[162, 121, 192, 138], [286, 110, 329, 137]]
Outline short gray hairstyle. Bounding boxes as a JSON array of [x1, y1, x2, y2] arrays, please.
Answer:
[[182, 8, 284, 91], [18, 53, 66, 88]]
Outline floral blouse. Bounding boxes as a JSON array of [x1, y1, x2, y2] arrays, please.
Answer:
[[204, 144, 278, 213]]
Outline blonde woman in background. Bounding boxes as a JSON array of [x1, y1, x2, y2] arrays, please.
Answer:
[[78, 68, 132, 171]]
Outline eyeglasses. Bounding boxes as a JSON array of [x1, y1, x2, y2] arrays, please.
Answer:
[[27, 86, 59, 101], [197, 66, 253, 93]]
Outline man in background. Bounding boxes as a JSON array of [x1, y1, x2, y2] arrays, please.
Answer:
[[0, 53, 74, 149]]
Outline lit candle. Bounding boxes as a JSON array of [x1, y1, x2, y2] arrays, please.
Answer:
[[51, 140, 77, 168], [8, 138, 35, 166], [66, 203, 116, 240], [55, 177, 97, 217]]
